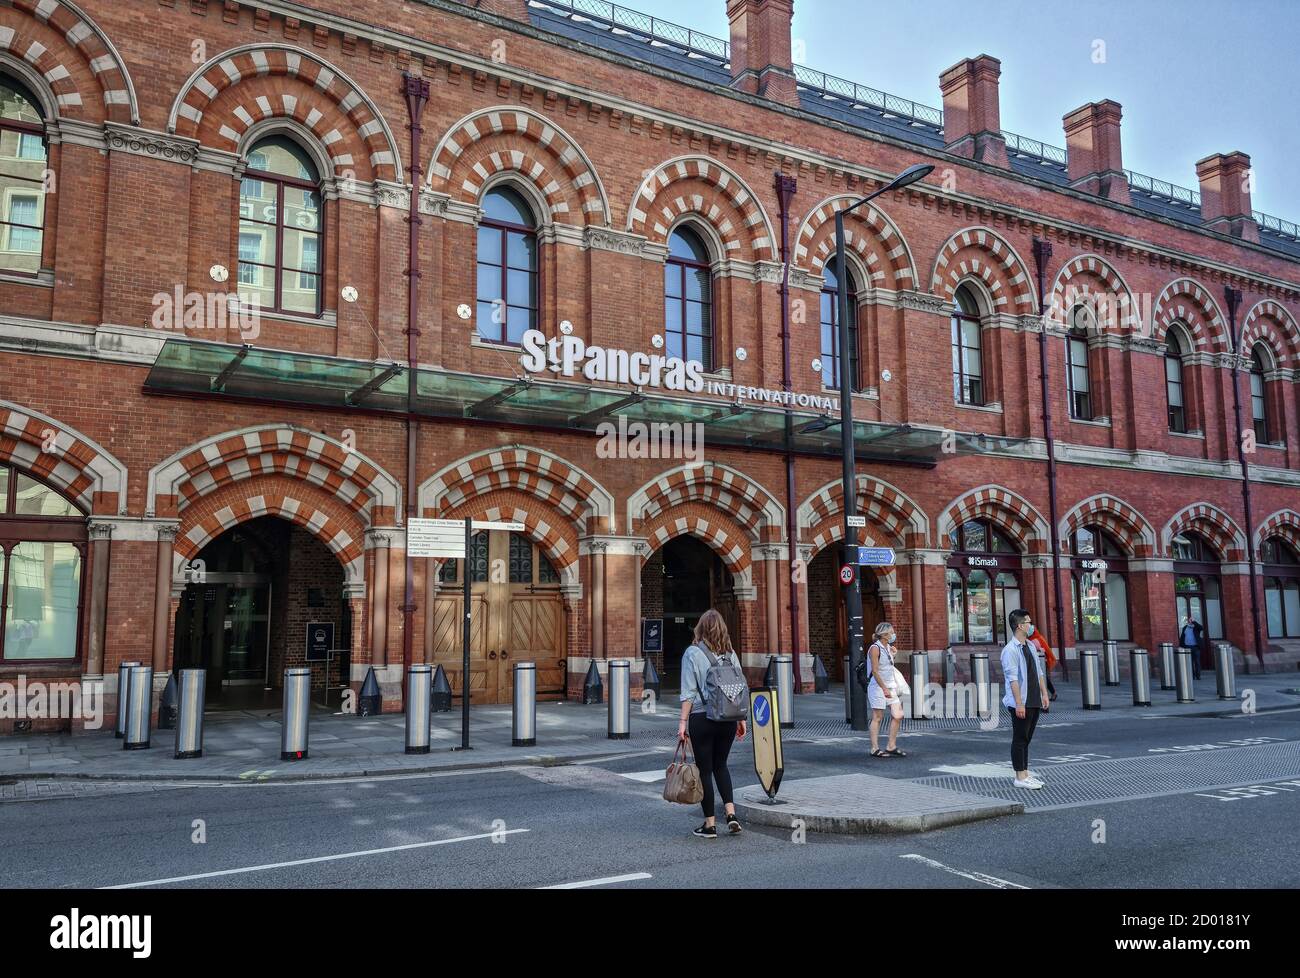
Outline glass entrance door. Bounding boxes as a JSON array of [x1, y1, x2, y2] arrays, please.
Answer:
[[175, 573, 271, 704]]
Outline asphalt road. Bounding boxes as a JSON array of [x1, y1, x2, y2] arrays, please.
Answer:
[[3, 703, 1299, 890]]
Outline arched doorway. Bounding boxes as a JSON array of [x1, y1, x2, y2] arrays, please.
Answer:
[[806, 547, 884, 680], [1171, 531, 1224, 667], [430, 530, 567, 704], [640, 536, 737, 689], [173, 516, 348, 709]]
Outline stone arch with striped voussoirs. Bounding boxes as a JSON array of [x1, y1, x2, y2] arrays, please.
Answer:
[[1149, 277, 1231, 352], [793, 194, 917, 291], [627, 462, 784, 545], [937, 485, 1051, 555], [0, 0, 137, 124], [1046, 252, 1140, 333], [0, 401, 127, 514], [1058, 494, 1157, 558], [168, 44, 401, 183], [929, 226, 1037, 315], [147, 425, 401, 525], [801, 521, 899, 591], [627, 155, 775, 262], [798, 474, 930, 551], [1160, 502, 1247, 561], [426, 105, 610, 226], [1253, 510, 1300, 561], [639, 510, 753, 595], [419, 446, 616, 537], [1240, 300, 1300, 367]]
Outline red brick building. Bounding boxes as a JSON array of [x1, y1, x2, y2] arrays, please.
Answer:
[[2, 0, 1298, 730]]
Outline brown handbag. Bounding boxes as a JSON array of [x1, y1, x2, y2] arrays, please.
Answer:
[[663, 739, 705, 805]]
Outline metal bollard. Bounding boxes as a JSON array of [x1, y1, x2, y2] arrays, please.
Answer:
[[1130, 649, 1152, 707], [430, 664, 453, 712], [405, 664, 432, 754], [608, 659, 630, 740], [123, 664, 153, 750], [942, 647, 956, 686], [115, 660, 140, 739], [1158, 643, 1177, 691], [281, 667, 311, 760], [970, 653, 992, 719], [581, 659, 603, 705], [843, 656, 851, 724], [773, 654, 794, 729], [642, 658, 661, 702], [513, 661, 537, 746], [1102, 640, 1121, 687], [174, 668, 206, 759], [158, 672, 179, 729], [812, 654, 829, 693], [909, 652, 929, 720], [1080, 650, 1102, 710], [1174, 650, 1195, 703], [1215, 643, 1236, 700]]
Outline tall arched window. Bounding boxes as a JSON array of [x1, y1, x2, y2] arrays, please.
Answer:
[[819, 263, 859, 391], [664, 226, 714, 370], [1172, 531, 1224, 647], [0, 75, 48, 276], [1165, 331, 1187, 432], [476, 185, 538, 345], [946, 518, 1021, 646], [1250, 346, 1270, 443], [1066, 305, 1093, 421], [1071, 525, 1130, 643], [238, 136, 323, 316], [1262, 537, 1300, 639], [951, 285, 983, 406], [0, 464, 86, 662]]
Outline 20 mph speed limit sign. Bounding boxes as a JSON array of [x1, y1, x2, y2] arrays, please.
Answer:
[[839, 565, 855, 585]]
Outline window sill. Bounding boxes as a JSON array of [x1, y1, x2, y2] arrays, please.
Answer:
[[255, 308, 337, 329], [1068, 415, 1111, 428], [470, 333, 522, 352], [1169, 429, 1206, 440], [954, 400, 1002, 414], [821, 386, 880, 401], [0, 268, 54, 288]]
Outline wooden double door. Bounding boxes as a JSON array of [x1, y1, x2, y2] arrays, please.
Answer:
[[430, 531, 566, 704]]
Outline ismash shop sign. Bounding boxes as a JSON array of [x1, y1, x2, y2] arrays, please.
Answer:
[[519, 330, 839, 413]]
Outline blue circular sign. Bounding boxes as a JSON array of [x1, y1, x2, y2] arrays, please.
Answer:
[[753, 693, 771, 727]]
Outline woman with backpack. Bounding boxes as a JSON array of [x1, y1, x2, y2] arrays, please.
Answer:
[[677, 609, 748, 839], [866, 621, 906, 758]]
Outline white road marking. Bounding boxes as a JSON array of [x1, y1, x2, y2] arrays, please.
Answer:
[[927, 762, 1014, 778], [900, 854, 1029, 889], [571, 749, 672, 765], [101, 829, 530, 889], [540, 872, 652, 889], [619, 769, 668, 783]]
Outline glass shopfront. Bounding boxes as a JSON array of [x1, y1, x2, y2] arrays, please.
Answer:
[[1070, 525, 1130, 643], [1262, 537, 1300, 639], [946, 519, 1022, 647]]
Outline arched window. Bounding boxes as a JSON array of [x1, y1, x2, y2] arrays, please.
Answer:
[[1262, 537, 1300, 639], [1070, 525, 1130, 643], [1172, 531, 1224, 645], [946, 518, 1021, 646], [439, 531, 559, 586], [0, 75, 48, 276], [820, 262, 859, 391], [664, 226, 713, 370], [476, 185, 538, 345], [0, 464, 86, 662], [1250, 346, 1270, 443], [1066, 305, 1093, 421], [1165, 331, 1187, 432], [951, 285, 983, 406], [238, 136, 323, 316]]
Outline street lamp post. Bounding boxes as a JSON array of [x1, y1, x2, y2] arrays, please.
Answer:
[[836, 163, 933, 731], [1225, 286, 1265, 668]]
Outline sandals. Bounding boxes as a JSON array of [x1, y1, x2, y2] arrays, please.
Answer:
[[885, 747, 908, 757]]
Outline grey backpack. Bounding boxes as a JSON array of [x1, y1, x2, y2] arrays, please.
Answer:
[[700, 645, 750, 721]]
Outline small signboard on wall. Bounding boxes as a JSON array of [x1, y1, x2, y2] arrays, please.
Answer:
[[306, 621, 334, 663], [642, 618, 664, 654]]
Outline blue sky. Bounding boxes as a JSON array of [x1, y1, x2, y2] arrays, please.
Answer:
[[627, 0, 1299, 220]]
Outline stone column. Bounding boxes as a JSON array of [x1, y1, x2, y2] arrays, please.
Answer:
[[85, 522, 113, 678], [368, 531, 391, 668], [590, 541, 607, 661], [152, 525, 178, 673]]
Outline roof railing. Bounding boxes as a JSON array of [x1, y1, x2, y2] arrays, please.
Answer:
[[531, 0, 730, 62], [1125, 170, 1201, 209], [1000, 130, 1067, 167], [793, 64, 944, 129]]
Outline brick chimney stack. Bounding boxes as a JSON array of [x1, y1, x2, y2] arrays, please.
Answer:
[[727, 0, 800, 107], [939, 55, 1008, 168], [1196, 152, 1260, 242], [1062, 100, 1130, 204]]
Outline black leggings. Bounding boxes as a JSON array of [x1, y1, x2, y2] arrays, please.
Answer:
[[688, 713, 737, 819], [1008, 706, 1041, 772]]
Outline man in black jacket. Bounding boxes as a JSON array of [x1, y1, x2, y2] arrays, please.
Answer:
[[1179, 615, 1204, 681]]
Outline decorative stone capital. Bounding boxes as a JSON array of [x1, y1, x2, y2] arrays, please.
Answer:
[[157, 525, 179, 543], [897, 290, 952, 316], [104, 123, 200, 166], [366, 530, 394, 549], [88, 522, 115, 541], [420, 190, 481, 225], [789, 268, 825, 292], [583, 227, 650, 256], [372, 180, 411, 211]]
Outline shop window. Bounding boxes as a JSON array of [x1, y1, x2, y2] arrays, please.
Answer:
[[1262, 537, 1300, 638], [950, 285, 983, 406], [0, 75, 48, 275], [1071, 525, 1130, 642], [820, 262, 859, 391], [476, 186, 538, 345], [664, 225, 714, 370], [946, 518, 1021, 645], [237, 135, 323, 316]]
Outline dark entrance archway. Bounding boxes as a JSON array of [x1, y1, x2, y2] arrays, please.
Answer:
[[807, 547, 884, 681], [172, 516, 347, 709], [640, 536, 737, 689]]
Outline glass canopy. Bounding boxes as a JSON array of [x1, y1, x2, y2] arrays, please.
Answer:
[[144, 339, 1027, 466]]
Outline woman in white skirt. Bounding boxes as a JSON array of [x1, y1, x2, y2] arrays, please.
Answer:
[[867, 621, 906, 758]]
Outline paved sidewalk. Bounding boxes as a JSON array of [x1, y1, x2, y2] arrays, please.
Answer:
[[0, 670, 1293, 784]]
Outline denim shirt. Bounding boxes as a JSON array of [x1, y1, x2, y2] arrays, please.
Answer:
[[1000, 638, 1046, 709], [679, 643, 740, 715]]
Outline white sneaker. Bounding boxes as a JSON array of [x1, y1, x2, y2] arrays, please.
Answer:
[[1013, 776, 1044, 790]]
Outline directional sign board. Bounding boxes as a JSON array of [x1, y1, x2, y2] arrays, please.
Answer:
[[407, 518, 526, 558], [749, 688, 784, 799], [856, 546, 897, 567]]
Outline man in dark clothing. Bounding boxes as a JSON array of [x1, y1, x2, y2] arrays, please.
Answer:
[[1179, 616, 1204, 681]]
